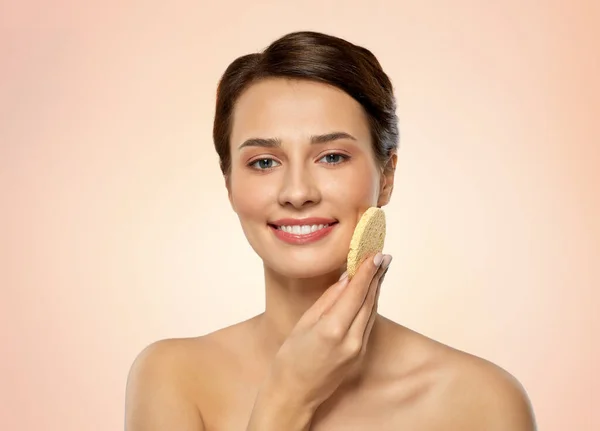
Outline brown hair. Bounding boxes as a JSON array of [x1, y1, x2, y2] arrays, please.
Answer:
[[212, 31, 399, 177]]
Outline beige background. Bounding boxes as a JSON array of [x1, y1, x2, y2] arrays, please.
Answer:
[[1, 1, 598, 430]]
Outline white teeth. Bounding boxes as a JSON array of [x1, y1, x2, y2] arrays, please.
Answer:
[[278, 224, 330, 235]]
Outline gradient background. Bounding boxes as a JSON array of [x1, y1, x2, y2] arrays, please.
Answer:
[[1, 1, 598, 430]]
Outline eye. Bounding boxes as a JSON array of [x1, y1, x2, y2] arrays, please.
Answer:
[[249, 158, 281, 171], [318, 153, 349, 165]]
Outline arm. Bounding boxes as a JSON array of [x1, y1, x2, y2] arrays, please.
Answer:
[[458, 363, 537, 431], [124, 341, 205, 431], [245, 374, 316, 431], [244, 254, 390, 430], [485, 374, 537, 431]]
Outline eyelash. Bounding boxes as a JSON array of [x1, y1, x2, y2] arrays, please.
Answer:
[[248, 153, 350, 171]]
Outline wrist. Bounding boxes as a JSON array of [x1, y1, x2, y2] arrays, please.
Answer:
[[247, 378, 316, 430]]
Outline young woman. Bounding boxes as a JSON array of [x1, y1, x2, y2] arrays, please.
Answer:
[[125, 31, 536, 430]]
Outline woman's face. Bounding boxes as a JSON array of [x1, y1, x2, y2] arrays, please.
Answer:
[[227, 78, 394, 278]]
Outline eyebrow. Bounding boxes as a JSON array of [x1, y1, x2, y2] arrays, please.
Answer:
[[237, 131, 357, 150]]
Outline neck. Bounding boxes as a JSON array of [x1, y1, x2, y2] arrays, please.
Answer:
[[253, 263, 387, 385], [257, 263, 343, 353]]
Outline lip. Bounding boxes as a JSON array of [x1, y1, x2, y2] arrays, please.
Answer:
[[269, 217, 338, 227], [269, 223, 337, 245]]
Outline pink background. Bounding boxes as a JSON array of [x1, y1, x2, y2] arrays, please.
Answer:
[[1, 1, 598, 430]]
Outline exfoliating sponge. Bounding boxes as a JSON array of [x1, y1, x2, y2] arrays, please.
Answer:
[[346, 207, 386, 278]]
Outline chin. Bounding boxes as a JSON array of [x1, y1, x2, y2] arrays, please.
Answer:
[[267, 250, 347, 280], [279, 266, 333, 280], [274, 267, 337, 280]]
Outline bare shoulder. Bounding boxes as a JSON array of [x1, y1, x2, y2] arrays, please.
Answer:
[[426, 337, 537, 430], [124, 337, 214, 430], [125, 318, 260, 430], [375, 319, 536, 430]]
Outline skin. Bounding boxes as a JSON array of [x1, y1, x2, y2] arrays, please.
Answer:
[[125, 78, 537, 430]]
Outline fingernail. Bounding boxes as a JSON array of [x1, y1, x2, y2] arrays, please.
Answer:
[[384, 255, 393, 269], [338, 271, 348, 281], [373, 253, 383, 267]]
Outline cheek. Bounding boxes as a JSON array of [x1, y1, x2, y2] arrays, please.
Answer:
[[230, 175, 277, 221], [349, 175, 379, 203], [321, 165, 380, 206]]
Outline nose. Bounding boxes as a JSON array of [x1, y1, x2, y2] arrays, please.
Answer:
[[277, 163, 321, 209]]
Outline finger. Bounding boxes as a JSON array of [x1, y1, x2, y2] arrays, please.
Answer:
[[297, 272, 350, 328], [320, 252, 384, 333], [346, 254, 391, 343], [360, 257, 390, 350]]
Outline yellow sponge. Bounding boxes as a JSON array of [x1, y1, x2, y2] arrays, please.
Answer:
[[346, 207, 386, 278]]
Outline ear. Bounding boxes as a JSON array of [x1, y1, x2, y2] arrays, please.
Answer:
[[225, 175, 236, 213], [377, 151, 397, 207]]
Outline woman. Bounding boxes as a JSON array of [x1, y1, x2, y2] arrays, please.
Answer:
[[125, 31, 536, 430]]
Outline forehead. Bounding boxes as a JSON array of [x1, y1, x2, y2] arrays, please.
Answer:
[[230, 78, 371, 145]]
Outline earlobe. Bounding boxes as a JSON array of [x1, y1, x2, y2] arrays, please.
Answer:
[[377, 183, 394, 207], [377, 152, 397, 207], [376, 177, 391, 207]]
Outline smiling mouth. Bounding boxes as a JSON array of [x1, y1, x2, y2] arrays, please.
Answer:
[[267, 221, 339, 244], [271, 223, 336, 235]]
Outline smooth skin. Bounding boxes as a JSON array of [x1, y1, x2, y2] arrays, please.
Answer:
[[125, 78, 536, 430], [246, 252, 392, 430]]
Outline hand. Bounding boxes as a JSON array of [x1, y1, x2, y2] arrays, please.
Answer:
[[267, 252, 392, 411]]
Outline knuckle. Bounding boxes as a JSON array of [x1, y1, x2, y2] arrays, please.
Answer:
[[318, 321, 345, 341], [343, 338, 363, 357]]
